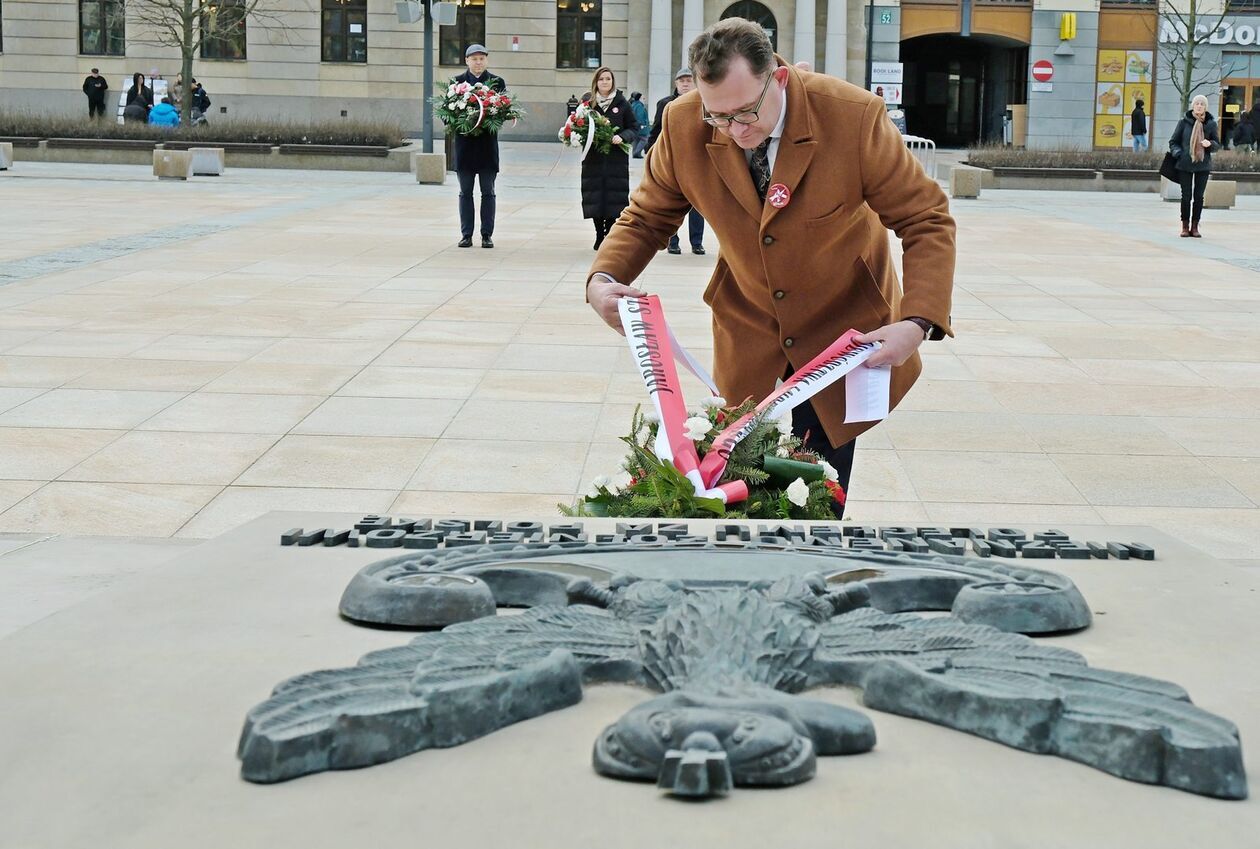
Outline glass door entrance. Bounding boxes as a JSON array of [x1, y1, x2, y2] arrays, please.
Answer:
[[1219, 79, 1260, 148]]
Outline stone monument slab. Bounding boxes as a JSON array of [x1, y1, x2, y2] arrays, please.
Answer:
[[1, 512, 1257, 848]]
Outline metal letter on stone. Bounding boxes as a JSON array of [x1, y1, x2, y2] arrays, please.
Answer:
[[240, 531, 1247, 801]]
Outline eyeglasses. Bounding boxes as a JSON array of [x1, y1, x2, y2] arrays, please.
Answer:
[[701, 73, 775, 128]]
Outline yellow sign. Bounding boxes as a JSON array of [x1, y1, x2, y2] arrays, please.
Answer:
[[1094, 114, 1124, 148], [1097, 82, 1124, 114], [1098, 50, 1125, 83], [1124, 83, 1151, 114], [1228, 104, 1241, 114]]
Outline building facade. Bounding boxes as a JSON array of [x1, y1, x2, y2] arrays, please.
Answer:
[[0, 0, 1256, 146], [0, 0, 866, 140]]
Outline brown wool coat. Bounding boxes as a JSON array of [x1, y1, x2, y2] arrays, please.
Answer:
[[589, 61, 956, 447]]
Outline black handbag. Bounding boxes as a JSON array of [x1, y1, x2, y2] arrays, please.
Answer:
[[1159, 151, 1180, 182]]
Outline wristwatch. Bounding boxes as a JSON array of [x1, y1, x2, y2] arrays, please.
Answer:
[[904, 316, 937, 340]]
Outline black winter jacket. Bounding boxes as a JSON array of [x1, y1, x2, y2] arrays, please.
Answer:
[[1130, 106, 1146, 136], [450, 69, 506, 174], [647, 90, 678, 151], [1169, 110, 1221, 173], [83, 75, 109, 103], [579, 90, 639, 220]]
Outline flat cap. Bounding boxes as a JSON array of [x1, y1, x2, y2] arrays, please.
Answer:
[[465, 43, 488, 57]]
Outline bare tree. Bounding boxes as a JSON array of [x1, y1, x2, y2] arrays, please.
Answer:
[[128, 0, 295, 123], [1156, 0, 1239, 114]]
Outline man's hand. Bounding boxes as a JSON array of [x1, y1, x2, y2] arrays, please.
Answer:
[[588, 275, 647, 333], [612, 134, 623, 146], [855, 320, 926, 368]]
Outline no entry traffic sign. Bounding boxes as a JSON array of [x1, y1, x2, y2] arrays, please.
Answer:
[[1032, 60, 1054, 83]]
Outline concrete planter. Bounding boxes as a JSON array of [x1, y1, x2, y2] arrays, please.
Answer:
[[0, 142, 12, 171], [10, 139, 418, 172]]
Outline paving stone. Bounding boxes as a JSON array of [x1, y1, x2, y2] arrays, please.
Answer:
[[365, 528, 408, 547], [280, 527, 303, 546]]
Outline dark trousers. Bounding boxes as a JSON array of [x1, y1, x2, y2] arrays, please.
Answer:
[[668, 208, 705, 250], [1179, 169, 1209, 224], [457, 169, 496, 238], [88, 100, 106, 118], [791, 397, 856, 520]]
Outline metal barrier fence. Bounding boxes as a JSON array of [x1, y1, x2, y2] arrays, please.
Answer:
[[903, 134, 937, 178]]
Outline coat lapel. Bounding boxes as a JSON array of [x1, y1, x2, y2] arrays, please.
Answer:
[[763, 65, 817, 228], [706, 137, 764, 222]]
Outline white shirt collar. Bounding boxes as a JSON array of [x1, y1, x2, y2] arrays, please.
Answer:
[[769, 83, 787, 141]]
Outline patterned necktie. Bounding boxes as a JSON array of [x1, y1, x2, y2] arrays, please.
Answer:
[[748, 138, 773, 202]]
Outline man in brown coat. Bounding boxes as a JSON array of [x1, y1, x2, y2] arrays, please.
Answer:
[[586, 18, 955, 509]]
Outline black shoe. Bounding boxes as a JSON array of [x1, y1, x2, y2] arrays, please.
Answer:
[[667, 244, 682, 255], [481, 236, 494, 248], [458, 236, 473, 248], [691, 245, 706, 255]]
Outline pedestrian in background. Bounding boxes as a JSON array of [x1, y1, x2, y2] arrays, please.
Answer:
[[1232, 109, 1256, 153], [629, 92, 650, 159], [1169, 94, 1219, 238], [649, 67, 707, 256], [1130, 98, 1147, 152], [451, 44, 505, 249], [580, 66, 638, 250], [82, 69, 109, 119], [190, 79, 211, 125], [126, 72, 153, 119]]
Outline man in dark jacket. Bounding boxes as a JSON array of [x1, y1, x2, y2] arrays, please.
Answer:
[[190, 79, 211, 125], [451, 44, 506, 249], [83, 69, 109, 119], [1130, 99, 1147, 151], [649, 68, 706, 256]]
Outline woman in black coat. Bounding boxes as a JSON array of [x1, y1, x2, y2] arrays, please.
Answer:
[[1168, 94, 1221, 238], [126, 72, 153, 118], [580, 67, 638, 250]]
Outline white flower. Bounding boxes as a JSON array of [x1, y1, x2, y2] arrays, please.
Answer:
[[786, 477, 810, 507], [774, 412, 793, 437], [820, 461, 839, 482], [684, 416, 712, 441], [775, 446, 790, 457], [642, 410, 660, 424], [699, 395, 727, 410], [586, 474, 613, 499], [777, 432, 793, 447]]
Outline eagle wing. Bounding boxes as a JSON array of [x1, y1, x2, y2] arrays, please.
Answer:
[[813, 608, 1247, 799], [239, 605, 641, 783]]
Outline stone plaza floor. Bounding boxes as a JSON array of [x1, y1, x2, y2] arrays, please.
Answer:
[[2, 143, 1260, 566]]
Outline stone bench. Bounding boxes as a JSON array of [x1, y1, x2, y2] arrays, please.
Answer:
[[153, 149, 193, 180], [1204, 179, 1237, 209], [412, 151, 446, 185], [0, 142, 12, 171], [188, 147, 225, 176], [161, 141, 273, 154], [949, 164, 986, 199], [0, 136, 42, 148]]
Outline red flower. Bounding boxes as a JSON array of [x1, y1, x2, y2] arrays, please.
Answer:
[[714, 412, 726, 425], [824, 481, 847, 506], [563, 125, 571, 137], [628, 476, 639, 487]]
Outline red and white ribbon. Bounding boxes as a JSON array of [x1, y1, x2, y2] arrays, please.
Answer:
[[580, 107, 598, 161], [618, 294, 890, 503]]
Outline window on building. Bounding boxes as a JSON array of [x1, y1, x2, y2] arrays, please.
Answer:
[[440, 0, 486, 66], [323, 0, 368, 63], [202, 0, 249, 60], [79, 0, 126, 56], [556, 0, 601, 70]]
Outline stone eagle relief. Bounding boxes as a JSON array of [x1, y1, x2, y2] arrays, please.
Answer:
[[239, 537, 1247, 801]]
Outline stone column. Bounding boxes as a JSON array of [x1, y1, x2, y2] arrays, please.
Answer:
[[649, 0, 673, 106], [794, 0, 817, 67], [682, 0, 704, 70], [825, 0, 848, 79]]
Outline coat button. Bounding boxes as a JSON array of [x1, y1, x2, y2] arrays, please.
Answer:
[[773, 290, 785, 300], [763, 235, 775, 245], [784, 337, 795, 348]]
